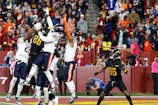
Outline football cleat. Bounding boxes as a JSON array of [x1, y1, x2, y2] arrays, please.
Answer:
[[15, 96, 21, 105], [69, 95, 78, 104], [48, 96, 58, 105], [6, 93, 11, 101], [53, 96, 58, 105], [37, 101, 42, 105]]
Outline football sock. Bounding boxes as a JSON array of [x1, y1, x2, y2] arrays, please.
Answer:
[[26, 64, 38, 82], [44, 71, 55, 88], [43, 87, 49, 103], [126, 95, 133, 105], [16, 79, 24, 97], [35, 85, 41, 101], [96, 96, 103, 105], [8, 77, 18, 93], [66, 80, 76, 98]]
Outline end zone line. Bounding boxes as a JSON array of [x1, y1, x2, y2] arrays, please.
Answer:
[[0, 96, 158, 99]]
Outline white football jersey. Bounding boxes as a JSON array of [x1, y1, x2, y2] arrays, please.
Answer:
[[38, 31, 63, 53], [64, 40, 77, 62], [15, 36, 31, 64]]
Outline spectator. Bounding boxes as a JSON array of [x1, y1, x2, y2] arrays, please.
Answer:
[[100, 39, 112, 59], [140, 33, 154, 52], [114, 0, 123, 14], [154, 39, 158, 51], [151, 57, 158, 95], [75, 48, 85, 66], [116, 27, 128, 49], [119, 15, 130, 29], [91, 35, 99, 65], [128, 9, 141, 26], [129, 36, 140, 56], [0, 25, 4, 50], [134, 0, 144, 19], [3, 50, 15, 67], [77, 14, 88, 39], [97, 12, 105, 34], [135, 54, 143, 66], [3, 32, 16, 51], [85, 33, 92, 51], [5, 0, 15, 10], [107, 0, 117, 10], [126, 36, 139, 66], [1, 5, 8, 21], [122, 0, 132, 12], [104, 16, 113, 41]]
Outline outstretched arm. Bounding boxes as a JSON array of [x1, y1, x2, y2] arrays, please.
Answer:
[[94, 66, 107, 76], [44, 7, 54, 30], [120, 61, 127, 74], [38, 31, 57, 42]]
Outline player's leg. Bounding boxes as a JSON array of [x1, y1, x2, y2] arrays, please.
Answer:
[[23, 54, 38, 95], [65, 62, 77, 103], [97, 92, 105, 105], [6, 61, 19, 101], [123, 91, 133, 105], [23, 54, 43, 85], [43, 87, 49, 105], [96, 81, 113, 105], [43, 74, 50, 105], [44, 70, 56, 90], [6, 76, 18, 101], [15, 62, 28, 105], [15, 78, 25, 105], [35, 85, 42, 105], [44, 53, 56, 89], [117, 80, 133, 105], [24, 64, 38, 85], [36, 70, 45, 105]]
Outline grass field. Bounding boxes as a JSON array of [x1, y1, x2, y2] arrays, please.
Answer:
[[0, 102, 16, 105]]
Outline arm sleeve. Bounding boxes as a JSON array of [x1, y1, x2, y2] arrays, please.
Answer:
[[120, 60, 127, 73], [47, 16, 54, 30], [38, 31, 56, 42]]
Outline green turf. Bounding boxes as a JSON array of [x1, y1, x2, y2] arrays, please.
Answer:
[[0, 102, 12, 105]]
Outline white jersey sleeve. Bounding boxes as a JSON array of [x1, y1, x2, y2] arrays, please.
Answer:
[[38, 31, 56, 42]]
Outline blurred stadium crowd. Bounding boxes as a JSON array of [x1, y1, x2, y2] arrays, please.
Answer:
[[0, 0, 158, 66]]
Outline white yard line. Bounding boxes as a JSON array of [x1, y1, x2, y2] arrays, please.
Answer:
[[0, 96, 158, 98]]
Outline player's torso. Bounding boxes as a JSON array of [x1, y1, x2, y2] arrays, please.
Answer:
[[30, 34, 44, 55], [16, 41, 30, 64], [107, 59, 122, 81], [64, 41, 77, 62]]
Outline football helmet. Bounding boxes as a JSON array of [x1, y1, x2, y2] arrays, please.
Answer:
[[110, 48, 121, 59]]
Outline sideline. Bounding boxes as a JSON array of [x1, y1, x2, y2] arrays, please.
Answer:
[[0, 95, 158, 98]]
